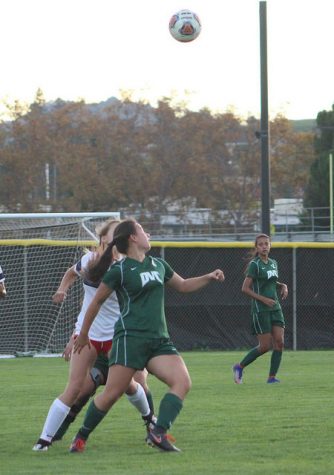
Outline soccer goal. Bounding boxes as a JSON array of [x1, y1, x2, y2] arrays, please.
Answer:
[[0, 212, 119, 356]]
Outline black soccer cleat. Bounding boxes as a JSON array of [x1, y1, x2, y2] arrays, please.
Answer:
[[32, 438, 51, 452], [146, 429, 181, 452]]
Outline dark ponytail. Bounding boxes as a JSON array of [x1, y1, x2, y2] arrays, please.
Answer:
[[87, 240, 116, 283], [86, 218, 138, 282]]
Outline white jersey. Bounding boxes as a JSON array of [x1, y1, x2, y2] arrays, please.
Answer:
[[74, 251, 120, 341], [0, 265, 4, 283]]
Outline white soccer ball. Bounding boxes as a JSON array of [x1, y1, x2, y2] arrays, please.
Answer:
[[169, 9, 201, 43]]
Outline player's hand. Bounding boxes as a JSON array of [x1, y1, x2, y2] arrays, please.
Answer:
[[52, 290, 67, 303], [280, 284, 288, 300], [73, 333, 90, 354], [263, 297, 276, 307], [209, 269, 225, 282], [62, 337, 75, 361]]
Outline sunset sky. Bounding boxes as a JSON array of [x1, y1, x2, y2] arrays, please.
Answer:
[[1, 0, 333, 119]]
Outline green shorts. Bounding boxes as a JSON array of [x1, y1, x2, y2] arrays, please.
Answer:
[[93, 352, 109, 382], [109, 336, 179, 370], [251, 309, 285, 335]]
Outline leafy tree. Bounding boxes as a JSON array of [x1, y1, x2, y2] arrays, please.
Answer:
[[303, 106, 334, 229], [0, 91, 318, 229], [270, 115, 315, 200]]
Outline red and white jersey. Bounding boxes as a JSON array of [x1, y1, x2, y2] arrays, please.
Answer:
[[0, 265, 4, 283], [74, 251, 120, 341]]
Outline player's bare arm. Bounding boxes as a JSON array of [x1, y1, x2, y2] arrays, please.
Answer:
[[242, 276, 276, 307], [168, 269, 225, 293], [277, 281, 288, 299], [52, 266, 78, 303], [0, 282, 6, 298]]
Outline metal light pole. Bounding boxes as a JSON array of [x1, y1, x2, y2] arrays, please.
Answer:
[[259, 1, 270, 235]]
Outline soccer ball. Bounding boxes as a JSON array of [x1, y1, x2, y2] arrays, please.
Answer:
[[169, 9, 201, 43]]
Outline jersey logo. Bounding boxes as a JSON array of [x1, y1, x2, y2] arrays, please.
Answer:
[[140, 271, 163, 287], [267, 269, 278, 279]]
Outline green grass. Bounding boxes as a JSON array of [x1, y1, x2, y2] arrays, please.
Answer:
[[1, 351, 333, 475]]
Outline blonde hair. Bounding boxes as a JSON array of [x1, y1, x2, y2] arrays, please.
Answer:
[[95, 219, 121, 243], [83, 218, 121, 255]]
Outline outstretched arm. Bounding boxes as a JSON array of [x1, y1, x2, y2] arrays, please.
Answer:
[[73, 282, 113, 353], [167, 269, 225, 293], [52, 266, 78, 303]]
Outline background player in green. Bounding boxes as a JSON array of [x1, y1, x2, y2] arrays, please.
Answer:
[[233, 233, 288, 384], [72, 218, 225, 452]]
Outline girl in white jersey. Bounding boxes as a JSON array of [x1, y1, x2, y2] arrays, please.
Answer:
[[33, 219, 153, 452]]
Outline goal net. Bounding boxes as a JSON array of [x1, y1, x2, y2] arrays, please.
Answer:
[[0, 213, 119, 356]]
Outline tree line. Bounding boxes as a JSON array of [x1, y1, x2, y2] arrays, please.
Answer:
[[0, 89, 328, 227]]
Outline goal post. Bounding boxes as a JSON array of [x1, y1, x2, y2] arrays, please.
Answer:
[[0, 212, 120, 356]]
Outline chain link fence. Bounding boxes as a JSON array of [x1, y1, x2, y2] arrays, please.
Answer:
[[0, 241, 333, 354], [153, 243, 334, 351]]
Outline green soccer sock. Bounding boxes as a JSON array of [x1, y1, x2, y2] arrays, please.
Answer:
[[156, 393, 183, 431], [145, 390, 155, 414], [78, 400, 108, 440], [269, 350, 282, 376], [240, 347, 262, 367]]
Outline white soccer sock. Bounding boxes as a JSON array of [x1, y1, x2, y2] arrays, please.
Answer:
[[126, 383, 150, 417], [40, 398, 71, 442]]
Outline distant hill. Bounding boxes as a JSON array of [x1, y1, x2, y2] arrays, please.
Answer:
[[290, 119, 316, 132]]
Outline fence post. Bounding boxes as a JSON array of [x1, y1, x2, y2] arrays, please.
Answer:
[[292, 247, 297, 350], [23, 247, 29, 353]]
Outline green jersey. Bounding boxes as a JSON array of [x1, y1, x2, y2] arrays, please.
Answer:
[[246, 256, 281, 313], [102, 255, 174, 339]]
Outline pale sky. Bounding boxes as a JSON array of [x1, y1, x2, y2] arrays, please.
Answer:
[[1, 0, 333, 120]]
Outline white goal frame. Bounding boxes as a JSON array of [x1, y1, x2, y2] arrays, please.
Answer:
[[0, 212, 120, 356]]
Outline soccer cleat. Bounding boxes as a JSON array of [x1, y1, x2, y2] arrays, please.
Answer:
[[146, 429, 181, 452], [232, 364, 243, 384], [69, 435, 86, 453], [267, 377, 280, 383], [32, 438, 51, 451], [142, 412, 157, 433]]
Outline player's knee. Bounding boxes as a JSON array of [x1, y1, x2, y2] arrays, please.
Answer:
[[184, 374, 192, 394], [90, 367, 104, 389], [274, 339, 284, 351], [177, 373, 192, 397], [133, 369, 148, 389], [258, 344, 270, 354]]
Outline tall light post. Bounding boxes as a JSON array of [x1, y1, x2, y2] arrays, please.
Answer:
[[259, 1, 270, 235]]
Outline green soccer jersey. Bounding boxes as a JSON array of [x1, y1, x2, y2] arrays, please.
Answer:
[[102, 255, 174, 339], [246, 256, 281, 313]]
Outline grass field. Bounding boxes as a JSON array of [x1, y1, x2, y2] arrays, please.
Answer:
[[1, 351, 333, 475]]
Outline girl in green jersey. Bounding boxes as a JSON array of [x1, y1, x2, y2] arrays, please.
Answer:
[[233, 233, 288, 384], [72, 218, 225, 452]]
